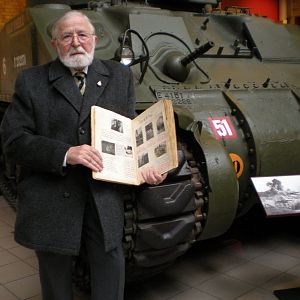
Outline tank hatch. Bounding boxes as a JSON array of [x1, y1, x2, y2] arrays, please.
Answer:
[[244, 19, 300, 63]]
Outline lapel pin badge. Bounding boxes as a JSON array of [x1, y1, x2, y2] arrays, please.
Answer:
[[97, 81, 102, 86]]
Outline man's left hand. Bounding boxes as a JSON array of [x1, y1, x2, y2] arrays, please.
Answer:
[[141, 168, 167, 185]]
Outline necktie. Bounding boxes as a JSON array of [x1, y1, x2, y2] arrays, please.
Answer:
[[74, 72, 86, 95]]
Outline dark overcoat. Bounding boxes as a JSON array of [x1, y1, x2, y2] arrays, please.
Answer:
[[0, 58, 136, 254]]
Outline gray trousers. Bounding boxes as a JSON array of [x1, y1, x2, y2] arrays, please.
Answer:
[[36, 199, 125, 300]]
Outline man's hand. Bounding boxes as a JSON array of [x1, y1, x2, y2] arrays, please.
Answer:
[[141, 168, 167, 185], [66, 144, 103, 172]]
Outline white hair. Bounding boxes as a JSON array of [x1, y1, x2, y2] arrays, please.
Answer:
[[51, 10, 95, 39]]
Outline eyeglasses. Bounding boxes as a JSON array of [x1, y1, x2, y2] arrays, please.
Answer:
[[57, 32, 95, 44]]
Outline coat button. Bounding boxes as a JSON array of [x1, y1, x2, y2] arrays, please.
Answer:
[[79, 127, 85, 135], [63, 192, 70, 198]]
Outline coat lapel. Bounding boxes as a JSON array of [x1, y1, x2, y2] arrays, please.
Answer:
[[49, 59, 82, 114], [79, 60, 109, 125]]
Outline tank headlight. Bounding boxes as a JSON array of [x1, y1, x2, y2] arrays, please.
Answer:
[[120, 46, 134, 66], [116, 29, 150, 84]]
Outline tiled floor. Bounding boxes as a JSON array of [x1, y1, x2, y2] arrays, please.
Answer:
[[1, 194, 300, 300]]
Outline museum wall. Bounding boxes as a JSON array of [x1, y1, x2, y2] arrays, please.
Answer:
[[221, 0, 279, 22], [0, 0, 26, 29]]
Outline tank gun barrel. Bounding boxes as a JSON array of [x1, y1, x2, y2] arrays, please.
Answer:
[[181, 41, 215, 66], [163, 41, 215, 82]]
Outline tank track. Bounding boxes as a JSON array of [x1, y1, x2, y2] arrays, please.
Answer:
[[0, 173, 18, 210], [122, 139, 207, 282]]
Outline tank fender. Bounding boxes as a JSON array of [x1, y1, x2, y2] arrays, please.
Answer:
[[173, 105, 196, 130], [191, 123, 239, 240]]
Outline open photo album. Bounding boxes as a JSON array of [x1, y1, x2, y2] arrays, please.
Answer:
[[91, 99, 178, 185]]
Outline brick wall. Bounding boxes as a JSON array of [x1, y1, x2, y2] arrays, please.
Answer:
[[0, 0, 27, 29]]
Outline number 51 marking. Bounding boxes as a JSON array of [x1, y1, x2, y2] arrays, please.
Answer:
[[208, 117, 237, 139]]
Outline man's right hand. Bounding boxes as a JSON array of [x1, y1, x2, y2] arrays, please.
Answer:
[[66, 144, 103, 172]]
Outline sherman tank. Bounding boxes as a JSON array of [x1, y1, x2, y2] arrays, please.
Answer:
[[0, 0, 300, 285]]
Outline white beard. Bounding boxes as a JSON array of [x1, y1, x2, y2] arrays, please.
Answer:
[[58, 45, 95, 69]]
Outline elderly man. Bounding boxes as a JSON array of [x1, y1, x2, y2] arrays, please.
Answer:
[[0, 10, 165, 300]]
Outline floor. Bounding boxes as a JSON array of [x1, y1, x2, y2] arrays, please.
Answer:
[[1, 195, 300, 300]]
